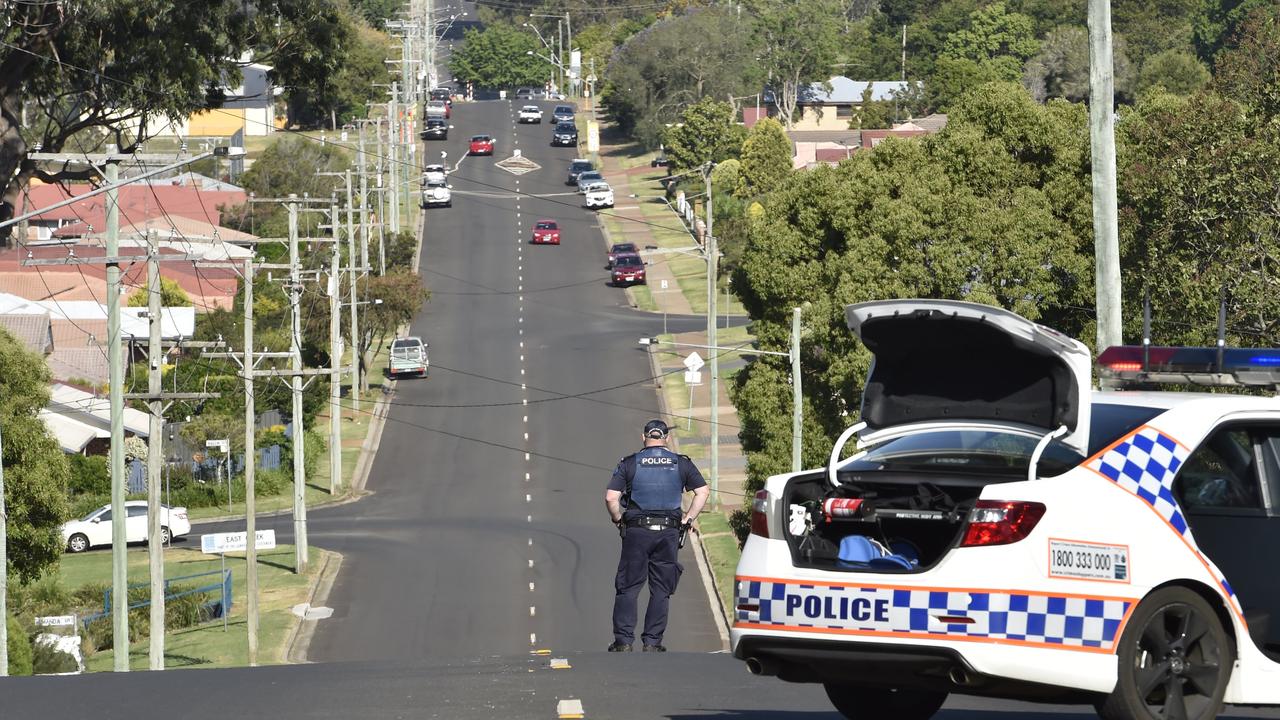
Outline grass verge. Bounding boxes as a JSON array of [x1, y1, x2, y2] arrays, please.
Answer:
[[63, 544, 327, 670], [696, 512, 740, 620]]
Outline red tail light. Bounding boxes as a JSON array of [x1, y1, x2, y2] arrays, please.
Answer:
[[750, 490, 770, 538], [960, 500, 1045, 547]]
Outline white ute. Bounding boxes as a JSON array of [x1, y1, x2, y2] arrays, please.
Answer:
[[733, 298, 1280, 720], [518, 105, 543, 123]]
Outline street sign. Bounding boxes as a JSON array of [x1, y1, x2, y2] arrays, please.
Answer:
[[205, 439, 229, 452], [660, 279, 668, 290], [683, 351, 704, 372], [35, 615, 76, 628], [201, 529, 277, 554], [684, 370, 702, 385]]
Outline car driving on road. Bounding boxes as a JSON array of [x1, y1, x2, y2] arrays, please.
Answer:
[[426, 99, 450, 119], [732, 298, 1280, 720], [531, 219, 561, 245], [423, 164, 447, 184], [610, 254, 646, 286], [389, 336, 429, 378], [567, 159, 593, 185], [606, 242, 638, 268], [584, 182, 614, 209], [576, 171, 604, 193], [469, 135, 495, 156], [552, 104, 575, 123], [421, 117, 449, 140], [62, 501, 191, 552], [518, 105, 543, 123], [420, 179, 451, 208], [552, 122, 578, 147]]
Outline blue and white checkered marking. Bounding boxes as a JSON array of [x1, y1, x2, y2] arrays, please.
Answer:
[[735, 581, 1131, 650], [1088, 427, 1191, 538], [1088, 426, 1240, 608]]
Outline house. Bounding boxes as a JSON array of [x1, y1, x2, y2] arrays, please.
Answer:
[[0, 311, 53, 355], [19, 182, 246, 243], [134, 56, 281, 138], [41, 383, 150, 455], [793, 77, 918, 132], [787, 115, 947, 169]]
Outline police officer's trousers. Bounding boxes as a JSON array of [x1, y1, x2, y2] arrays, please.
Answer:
[[612, 526, 682, 646]]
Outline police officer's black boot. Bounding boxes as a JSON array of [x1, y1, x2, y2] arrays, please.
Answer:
[[607, 641, 633, 652]]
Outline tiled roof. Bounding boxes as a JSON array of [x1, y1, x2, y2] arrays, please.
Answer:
[[46, 348, 110, 385], [0, 312, 52, 354]]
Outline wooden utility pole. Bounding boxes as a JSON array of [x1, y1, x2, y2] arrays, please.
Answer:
[[1089, 0, 1122, 350]]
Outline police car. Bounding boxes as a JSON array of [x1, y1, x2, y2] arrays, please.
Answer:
[[732, 299, 1280, 720]]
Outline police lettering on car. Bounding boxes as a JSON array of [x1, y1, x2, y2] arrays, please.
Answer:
[[604, 419, 710, 652]]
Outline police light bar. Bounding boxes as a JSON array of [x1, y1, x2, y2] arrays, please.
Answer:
[[1097, 346, 1280, 388]]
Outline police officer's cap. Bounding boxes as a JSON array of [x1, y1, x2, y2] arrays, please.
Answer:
[[643, 419, 670, 439]]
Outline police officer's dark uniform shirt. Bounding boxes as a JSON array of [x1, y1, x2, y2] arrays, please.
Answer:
[[608, 446, 706, 521]]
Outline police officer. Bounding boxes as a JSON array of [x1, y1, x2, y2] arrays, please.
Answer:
[[604, 419, 709, 652]]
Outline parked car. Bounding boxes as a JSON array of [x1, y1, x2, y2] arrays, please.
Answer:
[[552, 122, 578, 147], [62, 501, 191, 552], [423, 164, 447, 184], [516, 87, 544, 99], [584, 182, 614, 209], [566, 159, 594, 185], [607, 242, 638, 268], [389, 336, 429, 378], [651, 154, 670, 168], [552, 104, 575, 123], [430, 87, 452, 102], [531, 219, 561, 245], [420, 179, 452, 208], [610, 254, 646, 286], [426, 99, 450, 119], [421, 117, 450, 140], [576, 171, 604, 194], [469, 135, 495, 155], [518, 105, 543, 123]]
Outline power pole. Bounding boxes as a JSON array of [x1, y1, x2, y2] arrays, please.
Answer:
[[329, 198, 344, 496], [389, 83, 400, 236], [287, 197, 309, 573], [792, 307, 803, 473], [0, 415, 7, 677], [705, 164, 719, 508], [145, 230, 165, 671], [241, 255, 258, 665], [349, 181, 362, 409], [106, 155, 128, 672], [1089, 0, 1122, 350]]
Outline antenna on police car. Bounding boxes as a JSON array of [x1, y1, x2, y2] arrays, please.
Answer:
[[1216, 286, 1227, 372], [1142, 292, 1151, 372]]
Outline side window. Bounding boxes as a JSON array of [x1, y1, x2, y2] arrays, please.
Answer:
[[126, 506, 148, 518], [97, 510, 112, 522], [1175, 429, 1263, 511]]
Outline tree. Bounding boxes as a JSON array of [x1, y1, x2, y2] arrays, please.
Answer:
[[0, 1, 354, 245], [356, 271, 429, 393], [942, 2, 1041, 81], [126, 277, 192, 308], [449, 23, 548, 90], [221, 135, 351, 239], [1212, 7, 1280, 121], [738, 118, 793, 196], [851, 86, 894, 130], [1193, 0, 1274, 60], [748, 0, 842, 129], [0, 328, 72, 583], [7, 614, 32, 676], [663, 99, 748, 172], [1023, 26, 1135, 103], [1137, 49, 1211, 96], [602, 7, 761, 147], [730, 82, 1095, 497]]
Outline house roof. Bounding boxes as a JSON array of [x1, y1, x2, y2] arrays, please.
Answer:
[[799, 77, 918, 105], [47, 382, 149, 436], [46, 348, 110, 385], [38, 409, 100, 453], [907, 113, 949, 133], [787, 130, 863, 145], [22, 183, 246, 228], [0, 312, 53, 354]]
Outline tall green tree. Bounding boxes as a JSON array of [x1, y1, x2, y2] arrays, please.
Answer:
[[1023, 26, 1135, 103], [126, 277, 192, 308], [730, 82, 1095, 497], [663, 99, 748, 172], [942, 1, 1041, 80], [449, 23, 548, 90], [0, 329, 72, 583], [1212, 7, 1280, 121], [602, 7, 760, 147], [747, 0, 842, 129], [1137, 49, 1211, 96], [738, 118, 793, 196]]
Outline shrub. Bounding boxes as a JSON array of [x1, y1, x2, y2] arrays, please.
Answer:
[[31, 638, 79, 674], [68, 455, 110, 496], [728, 507, 752, 549], [7, 613, 33, 676]]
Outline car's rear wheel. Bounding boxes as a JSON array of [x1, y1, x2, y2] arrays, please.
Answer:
[[823, 685, 947, 720], [1097, 586, 1233, 720], [161, 526, 172, 545], [67, 533, 90, 553]]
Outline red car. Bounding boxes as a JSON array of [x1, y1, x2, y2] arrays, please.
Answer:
[[607, 242, 638, 268], [531, 219, 561, 245], [469, 134, 494, 155], [610, 253, 647, 286]]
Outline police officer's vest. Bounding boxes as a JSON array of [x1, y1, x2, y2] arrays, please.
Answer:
[[627, 446, 683, 512]]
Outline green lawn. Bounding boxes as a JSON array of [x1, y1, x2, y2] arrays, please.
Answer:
[[60, 544, 326, 670], [696, 512, 740, 620]]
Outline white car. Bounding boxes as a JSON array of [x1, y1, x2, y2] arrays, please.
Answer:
[[733, 298, 1280, 719], [62, 501, 191, 552], [423, 164, 447, 184], [576, 171, 604, 194], [583, 182, 614, 209], [518, 105, 543, 123], [420, 180, 451, 208]]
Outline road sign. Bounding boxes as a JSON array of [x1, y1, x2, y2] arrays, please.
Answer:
[[201, 529, 277, 555], [684, 370, 702, 385], [683, 351, 705, 372], [34, 615, 76, 628], [205, 439, 229, 452]]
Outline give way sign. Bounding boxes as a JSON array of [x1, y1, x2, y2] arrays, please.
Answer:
[[683, 351, 705, 373]]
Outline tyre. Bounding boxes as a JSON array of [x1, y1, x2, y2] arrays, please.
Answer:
[[161, 526, 171, 545], [67, 533, 90, 553], [1097, 586, 1233, 720], [823, 685, 947, 720]]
